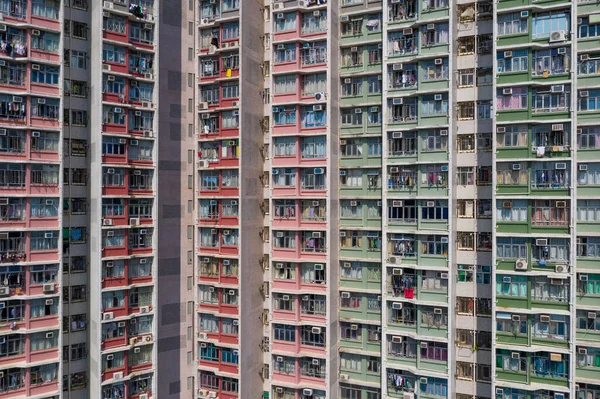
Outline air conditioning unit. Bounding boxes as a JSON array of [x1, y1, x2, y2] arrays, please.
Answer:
[[311, 327, 321, 334], [311, 358, 320, 365], [43, 284, 54, 292], [140, 306, 150, 313], [512, 164, 521, 171], [434, 308, 442, 314], [392, 302, 402, 309], [551, 85, 564, 93], [139, 394, 149, 399], [403, 28, 413, 35], [580, 274, 589, 281], [536, 239, 548, 246], [511, 352, 520, 359], [435, 58, 443, 65], [497, 126, 506, 133], [392, 98, 403, 105], [389, 256, 398, 264], [540, 314, 551, 323], [45, 299, 53, 305], [198, 160, 208, 168], [515, 259, 527, 270], [103, 219, 113, 226], [580, 90, 590, 98], [339, 373, 349, 381], [579, 164, 588, 171], [103, 312, 114, 320], [440, 129, 448, 136], [511, 315, 520, 322], [340, 231, 347, 237], [555, 264, 567, 274], [427, 23, 435, 30], [113, 372, 123, 380], [118, 321, 126, 327], [392, 268, 403, 276], [504, 51, 513, 58], [434, 94, 443, 101], [549, 30, 567, 42], [503, 88, 512, 95], [555, 162, 567, 170], [313, 105, 323, 111], [520, 11, 528, 18], [303, 389, 313, 396], [351, 47, 358, 52], [393, 63, 403, 71], [341, 292, 351, 298], [581, 54, 589, 61]]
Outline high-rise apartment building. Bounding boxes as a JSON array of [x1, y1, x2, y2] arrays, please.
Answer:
[[0, 0, 597, 398]]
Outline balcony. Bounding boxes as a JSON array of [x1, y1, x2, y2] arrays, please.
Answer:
[[495, 350, 569, 388], [198, 257, 238, 286], [198, 343, 239, 375], [199, 227, 239, 256], [198, 199, 239, 227], [272, 293, 326, 325], [387, 302, 448, 339], [101, 346, 154, 382], [387, 269, 448, 304], [272, 230, 327, 261], [272, 200, 326, 229]]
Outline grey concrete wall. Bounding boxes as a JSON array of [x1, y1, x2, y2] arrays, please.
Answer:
[[157, 1, 195, 397], [239, 1, 267, 396], [327, 0, 341, 393], [88, 1, 105, 395]]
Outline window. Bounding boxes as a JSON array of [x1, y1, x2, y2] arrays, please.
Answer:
[[421, 23, 449, 46], [497, 124, 528, 147], [497, 49, 528, 73], [497, 87, 528, 110], [103, 13, 126, 34], [103, 44, 126, 64], [497, 199, 527, 222], [67, 109, 88, 126], [30, 231, 58, 250], [68, 50, 87, 69], [273, 324, 295, 342], [301, 168, 326, 190], [274, 12, 296, 32], [301, 10, 327, 34], [273, 43, 296, 64], [578, 200, 600, 222], [496, 162, 528, 185], [274, 262, 295, 280], [458, 69, 474, 87], [497, 12, 528, 36], [301, 262, 325, 284], [532, 49, 568, 76], [31, 64, 59, 86], [420, 165, 447, 187], [31, 98, 59, 119], [422, 130, 447, 151], [533, 86, 570, 113], [497, 274, 527, 297], [532, 161, 570, 189], [532, 11, 569, 39], [31, 31, 59, 52], [31, 298, 58, 318], [420, 94, 448, 116]]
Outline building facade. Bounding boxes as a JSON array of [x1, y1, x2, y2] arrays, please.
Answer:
[[0, 0, 597, 398]]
